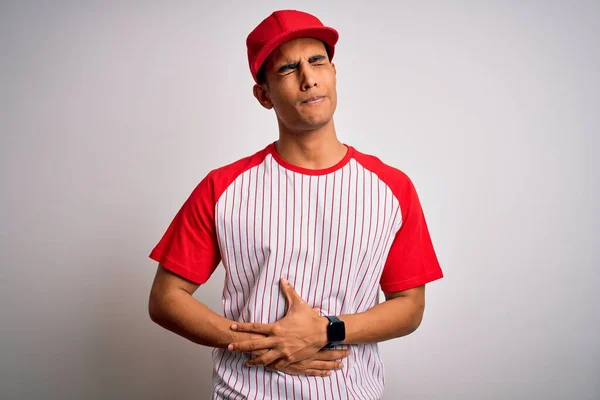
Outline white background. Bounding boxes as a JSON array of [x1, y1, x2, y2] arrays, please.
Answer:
[[1, 1, 598, 399]]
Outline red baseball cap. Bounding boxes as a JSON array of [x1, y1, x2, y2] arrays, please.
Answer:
[[246, 10, 339, 83]]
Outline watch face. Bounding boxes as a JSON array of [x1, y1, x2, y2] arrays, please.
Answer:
[[328, 321, 346, 342]]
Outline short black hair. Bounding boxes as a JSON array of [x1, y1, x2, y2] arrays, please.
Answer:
[[257, 63, 268, 85], [256, 42, 333, 85]]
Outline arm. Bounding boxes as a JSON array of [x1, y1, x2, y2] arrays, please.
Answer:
[[228, 280, 426, 369], [148, 263, 262, 348], [338, 285, 425, 345], [149, 265, 349, 376]]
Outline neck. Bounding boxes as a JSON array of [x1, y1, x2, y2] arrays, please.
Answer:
[[275, 118, 347, 170]]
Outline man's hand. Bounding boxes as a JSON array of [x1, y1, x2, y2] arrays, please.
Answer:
[[276, 348, 348, 376], [227, 278, 329, 370], [241, 306, 346, 377], [248, 348, 349, 376]]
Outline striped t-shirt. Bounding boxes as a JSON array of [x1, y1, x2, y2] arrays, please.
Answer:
[[149, 142, 443, 399]]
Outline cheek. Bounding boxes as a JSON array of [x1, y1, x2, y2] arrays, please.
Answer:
[[271, 97, 300, 123], [273, 93, 299, 114], [269, 84, 295, 106], [274, 99, 297, 116]]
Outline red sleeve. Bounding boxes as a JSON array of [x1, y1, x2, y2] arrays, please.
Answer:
[[380, 177, 443, 293], [149, 172, 221, 284]]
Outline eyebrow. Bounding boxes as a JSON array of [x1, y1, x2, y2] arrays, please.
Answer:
[[277, 54, 327, 73]]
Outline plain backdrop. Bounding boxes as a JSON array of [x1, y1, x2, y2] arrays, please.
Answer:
[[1, 1, 598, 399]]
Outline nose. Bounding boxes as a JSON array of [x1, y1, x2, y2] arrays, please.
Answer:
[[302, 79, 318, 91], [300, 63, 319, 91]]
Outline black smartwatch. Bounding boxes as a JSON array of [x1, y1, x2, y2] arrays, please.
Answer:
[[324, 315, 345, 348]]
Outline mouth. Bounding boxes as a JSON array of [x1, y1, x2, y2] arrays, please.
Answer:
[[301, 96, 325, 105]]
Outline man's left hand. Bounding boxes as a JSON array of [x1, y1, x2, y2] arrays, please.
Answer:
[[227, 278, 329, 370]]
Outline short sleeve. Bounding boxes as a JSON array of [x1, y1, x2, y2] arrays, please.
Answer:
[[149, 172, 221, 284], [380, 178, 443, 293]]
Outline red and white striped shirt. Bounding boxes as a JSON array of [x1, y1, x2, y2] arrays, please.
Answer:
[[150, 142, 443, 399]]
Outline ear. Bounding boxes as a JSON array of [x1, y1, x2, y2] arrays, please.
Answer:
[[253, 84, 273, 110], [331, 62, 336, 76]]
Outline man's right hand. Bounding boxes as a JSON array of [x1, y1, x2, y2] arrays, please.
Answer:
[[248, 348, 349, 377]]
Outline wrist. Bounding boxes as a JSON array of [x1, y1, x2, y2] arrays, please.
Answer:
[[314, 316, 329, 348], [220, 320, 239, 348]]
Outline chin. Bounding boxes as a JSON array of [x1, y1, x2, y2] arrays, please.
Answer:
[[301, 111, 333, 127], [299, 119, 332, 132], [278, 109, 334, 133]]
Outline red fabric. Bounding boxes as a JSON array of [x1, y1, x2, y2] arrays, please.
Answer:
[[268, 142, 354, 175], [151, 145, 443, 292], [353, 151, 444, 293], [246, 10, 339, 82], [149, 148, 268, 284]]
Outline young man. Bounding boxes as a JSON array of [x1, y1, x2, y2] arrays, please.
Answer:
[[148, 9, 443, 399]]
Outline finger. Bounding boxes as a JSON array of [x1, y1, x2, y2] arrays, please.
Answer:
[[280, 278, 296, 307], [314, 349, 350, 361], [303, 360, 344, 371], [280, 278, 306, 308], [231, 322, 274, 335], [272, 357, 294, 371], [312, 307, 321, 315], [228, 337, 277, 352], [302, 369, 332, 377], [247, 350, 281, 366], [249, 349, 269, 356]]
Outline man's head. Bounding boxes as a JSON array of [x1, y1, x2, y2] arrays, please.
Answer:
[[246, 10, 339, 133]]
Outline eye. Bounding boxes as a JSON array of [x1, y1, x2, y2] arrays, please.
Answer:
[[309, 55, 327, 64], [279, 64, 299, 74]]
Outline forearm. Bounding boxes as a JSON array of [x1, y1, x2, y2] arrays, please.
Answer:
[[226, 282, 426, 368], [338, 295, 424, 345], [149, 289, 257, 348]]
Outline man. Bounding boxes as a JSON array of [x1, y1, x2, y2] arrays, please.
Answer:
[[148, 9, 443, 399]]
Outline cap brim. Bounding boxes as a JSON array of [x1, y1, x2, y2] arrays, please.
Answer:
[[251, 26, 339, 83]]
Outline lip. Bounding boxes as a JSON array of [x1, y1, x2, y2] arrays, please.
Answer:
[[301, 96, 325, 105]]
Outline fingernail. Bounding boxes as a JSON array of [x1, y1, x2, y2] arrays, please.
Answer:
[[338, 363, 344, 369], [231, 324, 238, 330], [281, 278, 288, 284], [227, 344, 234, 351]]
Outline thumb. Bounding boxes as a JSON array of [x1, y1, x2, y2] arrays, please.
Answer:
[[280, 278, 303, 308]]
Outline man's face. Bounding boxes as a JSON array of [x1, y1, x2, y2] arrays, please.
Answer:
[[254, 37, 337, 132]]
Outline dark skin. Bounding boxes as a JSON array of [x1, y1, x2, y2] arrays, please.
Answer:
[[227, 38, 427, 371], [253, 38, 348, 172], [254, 46, 337, 133]]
